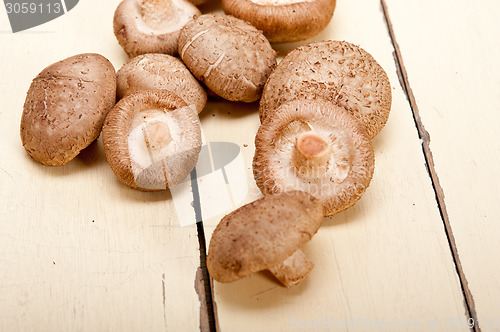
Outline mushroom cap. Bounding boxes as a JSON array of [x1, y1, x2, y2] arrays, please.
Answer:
[[20, 53, 116, 166], [259, 40, 392, 139], [207, 191, 323, 283], [116, 53, 207, 114], [222, 0, 336, 43], [102, 90, 201, 191], [178, 14, 277, 102], [253, 99, 375, 216], [113, 0, 201, 57]]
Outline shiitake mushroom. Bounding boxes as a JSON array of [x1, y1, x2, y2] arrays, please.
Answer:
[[21, 53, 116, 166], [116, 53, 207, 114], [113, 0, 201, 57], [102, 90, 202, 191], [253, 99, 375, 216], [178, 14, 277, 103], [260, 40, 392, 139], [222, 0, 336, 43], [207, 191, 323, 287]]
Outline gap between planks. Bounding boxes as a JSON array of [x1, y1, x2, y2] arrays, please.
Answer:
[[191, 169, 218, 332], [380, 1, 480, 331]]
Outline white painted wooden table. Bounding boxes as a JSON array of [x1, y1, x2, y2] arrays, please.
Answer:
[[0, 0, 498, 331]]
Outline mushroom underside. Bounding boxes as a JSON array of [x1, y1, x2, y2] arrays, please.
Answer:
[[222, 0, 336, 43], [102, 90, 202, 191], [253, 99, 375, 216], [113, 0, 201, 57]]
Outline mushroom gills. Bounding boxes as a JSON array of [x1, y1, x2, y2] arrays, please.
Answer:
[[268, 249, 314, 288], [254, 99, 374, 216]]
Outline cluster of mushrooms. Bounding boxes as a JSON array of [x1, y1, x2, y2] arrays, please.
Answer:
[[20, 0, 391, 287]]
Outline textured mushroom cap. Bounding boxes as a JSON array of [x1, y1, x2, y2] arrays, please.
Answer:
[[222, 0, 336, 43], [116, 53, 207, 114], [259, 40, 392, 138], [20, 53, 116, 166], [102, 90, 201, 191], [253, 99, 375, 216], [113, 0, 201, 57], [207, 191, 323, 283], [178, 14, 277, 102]]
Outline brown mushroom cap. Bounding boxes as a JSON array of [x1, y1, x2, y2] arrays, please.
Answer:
[[253, 99, 375, 216], [178, 14, 277, 102], [259, 40, 392, 138], [20, 53, 116, 166], [102, 90, 201, 191], [116, 53, 207, 114], [222, 0, 336, 43], [207, 191, 323, 286], [113, 0, 201, 57]]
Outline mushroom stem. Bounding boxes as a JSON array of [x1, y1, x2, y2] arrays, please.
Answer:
[[268, 249, 314, 287], [144, 120, 172, 150], [293, 132, 331, 177], [143, 119, 172, 165]]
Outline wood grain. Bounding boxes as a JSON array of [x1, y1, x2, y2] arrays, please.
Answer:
[[383, 0, 500, 331], [1, 0, 496, 331]]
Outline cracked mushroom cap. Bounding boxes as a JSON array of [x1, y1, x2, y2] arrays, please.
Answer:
[[102, 90, 201, 191], [178, 14, 277, 102], [207, 191, 323, 285], [259, 40, 392, 139], [20, 53, 116, 166], [253, 99, 375, 216], [113, 0, 201, 57], [222, 0, 336, 43], [116, 53, 207, 114]]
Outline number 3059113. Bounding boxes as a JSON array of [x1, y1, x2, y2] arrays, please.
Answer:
[[5, 2, 62, 14]]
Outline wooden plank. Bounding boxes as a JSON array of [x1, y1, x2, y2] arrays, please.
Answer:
[[0, 2, 203, 331], [383, 0, 500, 330], [198, 0, 473, 331]]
